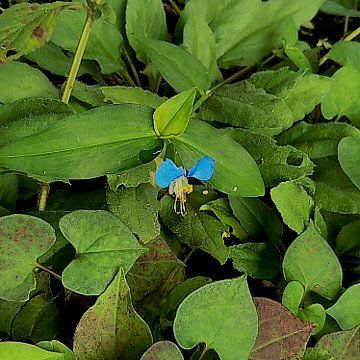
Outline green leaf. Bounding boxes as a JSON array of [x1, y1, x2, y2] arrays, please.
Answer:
[[321, 0, 360, 17], [73, 269, 153, 360], [125, 0, 167, 64], [183, 12, 221, 82], [322, 64, 360, 126], [172, 119, 265, 196], [140, 39, 211, 93], [335, 219, 360, 255], [37, 341, 76, 360], [326, 284, 360, 330], [282, 280, 305, 315], [229, 196, 283, 246], [127, 237, 184, 303], [102, 86, 166, 108], [248, 68, 331, 121], [60, 210, 146, 295], [0, 215, 56, 301], [271, 181, 314, 234], [160, 195, 229, 264], [283, 223, 343, 300], [0, 342, 64, 360], [231, 128, 314, 187], [250, 297, 315, 360], [0, 1, 72, 62], [327, 41, 360, 68], [299, 303, 326, 335], [70, 81, 105, 107], [0, 62, 58, 103], [313, 158, 360, 214], [200, 81, 294, 136], [174, 276, 258, 360], [303, 348, 334, 360], [315, 325, 360, 360], [154, 88, 196, 138], [338, 137, 360, 190], [277, 122, 360, 159], [229, 243, 280, 279], [0, 104, 161, 182], [51, 9, 125, 74], [107, 184, 160, 244], [141, 341, 184, 360], [0, 173, 18, 211]]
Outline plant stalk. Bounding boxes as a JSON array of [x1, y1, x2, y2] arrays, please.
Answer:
[[35, 261, 62, 281], [38, 183, 50, 211]]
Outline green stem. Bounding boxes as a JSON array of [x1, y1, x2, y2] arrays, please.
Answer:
[[61, 6, 95, 104], [35, 261, 62, 281], [198, 345, 209, 360], [123, 48, 141, 87], [38, 183, 50, 211], [343, 16, 349, 37], [169, 0, 181, 15]]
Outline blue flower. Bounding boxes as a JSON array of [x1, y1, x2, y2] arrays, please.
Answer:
[[154, 157, 215, 215]]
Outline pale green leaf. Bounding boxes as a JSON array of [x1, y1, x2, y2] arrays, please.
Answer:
[[327, 41, 360, 69], [174, 276, 258, 360], [0, 342, 63, 360], [335, 219, 360, 255], [0, 215, 56, 301], [326, 284, 360, 330], [141, 341, 184, 360], [303, 348, 334, 360], [0, 104, 161, 182], [0, 62, 58, 103], [283, 223, 343, 299], [282, 280, 305, 315], [60, 210, 146, 295], [37, 341, 76, 360], [172, 119, 265, 196], [338, 137, 360, 190], [73, 269, 153, 360], [299, 303, 326, 335]]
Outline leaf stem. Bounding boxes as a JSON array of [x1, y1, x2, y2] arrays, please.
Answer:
[[123, 48, 141, 87], [38, 183, 50, 211], [61, 6, 95, 104], [168, 0, 181, 16], [35, 261, 62, 281], [198, 345, 210, 360]]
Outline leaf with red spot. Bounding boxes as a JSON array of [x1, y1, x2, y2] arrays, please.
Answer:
[[250, 297, 315, 360], [0, 215, 56, 302]]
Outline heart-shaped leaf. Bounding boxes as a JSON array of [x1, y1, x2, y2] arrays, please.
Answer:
[[60, 210, 146, 295], [174, 275, 258, 360], [338, 137, 360, 191], [140, 341, 183, 360], [73, 268, 153, 360], [0, 215, 56, 301]]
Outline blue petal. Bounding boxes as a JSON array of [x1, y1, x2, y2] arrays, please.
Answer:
[[154, 158, 186, 188], [187, 156, 215, 181]]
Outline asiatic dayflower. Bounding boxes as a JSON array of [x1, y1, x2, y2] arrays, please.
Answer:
[[154, 157, 215, 215]]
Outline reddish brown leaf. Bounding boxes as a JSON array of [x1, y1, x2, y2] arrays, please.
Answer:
[[250, 297, 315, 360]]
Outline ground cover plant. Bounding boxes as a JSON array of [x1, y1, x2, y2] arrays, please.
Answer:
[[0, 0, 359, 359]]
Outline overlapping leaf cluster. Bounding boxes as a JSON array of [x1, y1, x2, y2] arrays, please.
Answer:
[[0, 0, 359, 359]]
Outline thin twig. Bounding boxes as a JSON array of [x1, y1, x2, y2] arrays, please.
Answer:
[[168, 0, 181, 16], [38, 183, 50, 211], [35, 261, 62, 281]]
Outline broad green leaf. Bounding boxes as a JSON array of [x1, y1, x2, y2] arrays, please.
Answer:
[[0, 98, 73, 148], [0, 215, 56, 301], [0, 1, 72, 62], [335, 219, 360, 255], [200, 81, 294, 136], [172, 119, 265, 196], [229, 243, 280, 279], [0, 62, 58, 103], [174, 276, 258, 360], [321, 0, 360, 17], [327, 41, 360, 69], [326, 284, 360, 330], [127, 237, 184, 303], [125, 0, 167, 64], [0, 342, 63, 360], [37, 341, 76, 360], [313, 158, 360, 214], [70, 81, 104, 107], [107, 184, 160, 243], [338, 137, 360, 190], [183, 13, 221, 82], [229, 196, 283, 246], [0, 173, 18, 211], [154, 88, 196, 138], [200, 198, 246, 240], [277, 122, 360, 159], [299, 303, 326, 335], [102, 86, 166, 108], [283, 223, 342, 299], [0, 104, 161, 182], [160, 195, 229, 264], [250, 297, 315, 360], [73, 269, 153, 360], [282, 281, 305, 315], [52, 10, 125, 74], [315, 325, 360, 360], [141, 341, 184, 360], [60, 210, 146, 295], [303, 348, 334, 360], [140, 39, 212, 93], [231, 128, 314, 187], [322, 64, 360, 126], [271, 181, 314, 234], [248, 68, 331, 121]]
